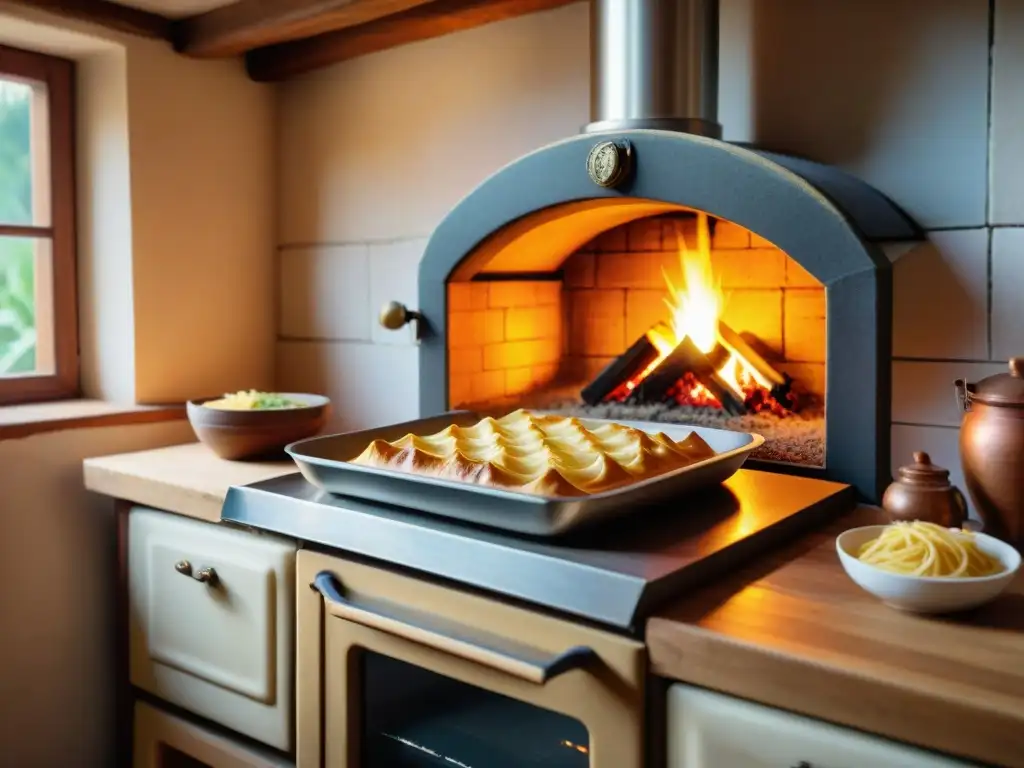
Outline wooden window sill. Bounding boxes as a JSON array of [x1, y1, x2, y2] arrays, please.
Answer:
[[0, 399, 186, 440]]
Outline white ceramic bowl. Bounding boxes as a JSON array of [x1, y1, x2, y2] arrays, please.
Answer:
[[836, 525, 1021, 614]]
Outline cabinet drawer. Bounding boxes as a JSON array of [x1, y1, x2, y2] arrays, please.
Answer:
[[129, 507, 296, 751], [133, 701, 293, 768], [667, 684, 972, 768]]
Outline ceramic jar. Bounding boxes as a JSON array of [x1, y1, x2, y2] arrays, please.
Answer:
[[881, 451, 967, 527]]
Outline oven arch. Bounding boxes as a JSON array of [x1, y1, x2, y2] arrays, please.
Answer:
[[418, 129, 921, 501]]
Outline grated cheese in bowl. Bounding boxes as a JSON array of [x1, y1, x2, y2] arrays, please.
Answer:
[[203, 390, 305, 411]]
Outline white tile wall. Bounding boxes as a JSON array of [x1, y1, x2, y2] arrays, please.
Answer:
[[273, 0, 1024, 478], [892, 361, 1005, 428], [369, 238, 426, 346], [892, 231, 988, 361], [278, 245, 370, 340], [991, 228, 1024, 361], [277, 341, 419, 431], [990, 0, 1024, 224], [719, 0, 990, 230], [276, 2, 589, 245]]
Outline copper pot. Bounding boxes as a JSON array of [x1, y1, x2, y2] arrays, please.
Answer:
[[955, 358, 1024, 548], [881, 451, 967, 527]]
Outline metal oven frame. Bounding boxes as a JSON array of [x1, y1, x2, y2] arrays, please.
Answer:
[[414, 130, 921, 502]]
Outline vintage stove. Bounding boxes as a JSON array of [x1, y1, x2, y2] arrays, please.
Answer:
[[377, 0, 922, 503], [226, 0, 915, 631]]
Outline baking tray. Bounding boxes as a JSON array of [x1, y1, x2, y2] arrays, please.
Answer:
[[285, 411, 765, 537]]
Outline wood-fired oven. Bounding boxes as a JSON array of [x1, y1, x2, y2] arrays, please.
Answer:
[[380, 0, 923, 502]]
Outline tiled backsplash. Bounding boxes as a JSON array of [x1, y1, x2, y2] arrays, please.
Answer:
[[275, 0, 1024, 504]]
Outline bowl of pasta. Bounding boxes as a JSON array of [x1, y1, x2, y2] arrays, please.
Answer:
[[836, 521, 1020, 614], [187, 390, 330, 460]]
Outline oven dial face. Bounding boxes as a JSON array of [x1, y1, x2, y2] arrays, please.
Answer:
[[587, 140, 632, 188]]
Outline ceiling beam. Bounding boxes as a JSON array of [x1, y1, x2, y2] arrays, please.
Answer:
[[174, 0, 441, 58], [9, 0, 172, 40], [245, 0, 576, 81]]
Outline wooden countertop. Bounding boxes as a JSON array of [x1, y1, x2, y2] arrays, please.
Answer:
[[83, 442, 295, 522], [647, 506, 1024, 767]]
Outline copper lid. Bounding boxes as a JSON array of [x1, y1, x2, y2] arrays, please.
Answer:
[[972, 357, 1024, 407], [896, 451, 952, 487]]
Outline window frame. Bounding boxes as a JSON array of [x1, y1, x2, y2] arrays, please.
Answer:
[[0, 43, 78, 406]]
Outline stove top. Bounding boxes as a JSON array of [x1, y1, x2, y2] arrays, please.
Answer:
[[222, 468, 854, 634]]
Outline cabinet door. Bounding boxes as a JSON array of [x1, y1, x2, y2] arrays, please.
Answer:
[[667, 684, 974, 768], [129, 507, 296, 751], [133, 702, 293, 768]]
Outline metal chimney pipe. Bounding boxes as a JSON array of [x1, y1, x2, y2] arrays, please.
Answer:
[[584, 0, 721, 137]]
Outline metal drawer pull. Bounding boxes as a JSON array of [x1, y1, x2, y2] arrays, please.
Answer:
[[174, 560, 219, 586], [311, 571, 596, 685]]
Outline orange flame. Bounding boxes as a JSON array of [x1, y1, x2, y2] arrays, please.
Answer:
[[618, 214, 779, 409], [662, 212, 721, 355]]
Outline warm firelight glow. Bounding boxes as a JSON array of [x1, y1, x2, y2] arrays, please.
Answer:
[[662, 212, 721, 355], [618, 213, 779, 410]]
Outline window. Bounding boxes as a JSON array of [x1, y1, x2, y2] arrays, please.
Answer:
[[0, 44, 77, 405]]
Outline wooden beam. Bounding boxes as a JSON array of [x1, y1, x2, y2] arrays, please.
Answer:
[[7, 0, 172, 40], [245, 0, 577, 82], [174, 0, 441, 58]]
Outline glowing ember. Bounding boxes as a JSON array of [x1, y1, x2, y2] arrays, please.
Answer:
[[666, 372, 721, 408], [608, 214, 793, 414]]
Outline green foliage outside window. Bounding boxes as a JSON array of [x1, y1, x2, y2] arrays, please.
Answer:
[[0, 79, 36, 375]]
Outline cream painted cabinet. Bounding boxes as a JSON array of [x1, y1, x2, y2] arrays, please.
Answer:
[[667, 684, 974, 768], [133, 701, 294, 768], [128, 507, 297, 751]]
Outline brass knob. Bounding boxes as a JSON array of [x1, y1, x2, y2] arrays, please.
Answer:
[[194, 567, 218, 585], [379, 300, 412, 330], [1010, 357, 1023, 378], [174, 560, 218, 586], [378, 301, 425, 340]]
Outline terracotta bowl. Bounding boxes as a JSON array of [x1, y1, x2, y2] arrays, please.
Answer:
[[186, 393, 331, 461]]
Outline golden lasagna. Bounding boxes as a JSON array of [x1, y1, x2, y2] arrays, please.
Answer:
[[349, 410, 717, 497]]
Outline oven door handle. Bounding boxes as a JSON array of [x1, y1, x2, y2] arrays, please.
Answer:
[[311, 571, 597, 685]]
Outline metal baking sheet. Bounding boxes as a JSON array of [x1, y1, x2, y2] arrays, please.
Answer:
[[285, 411, 765, 537]]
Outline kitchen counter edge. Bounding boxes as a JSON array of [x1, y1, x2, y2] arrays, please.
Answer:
[[83, 441, 295, 523]]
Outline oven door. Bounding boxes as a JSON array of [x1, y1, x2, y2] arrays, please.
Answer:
[[296, 550, 645, 768]]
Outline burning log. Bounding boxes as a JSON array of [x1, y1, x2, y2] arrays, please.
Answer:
[[581, 326, 664, 405], [626, 335, 747, 415], [577, 211, 800, 416], [716, 321, 795, 408], [579, 318, 798, 415]]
